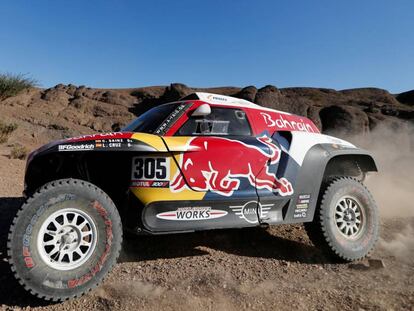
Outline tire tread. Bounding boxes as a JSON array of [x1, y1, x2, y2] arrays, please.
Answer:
[[7, 178, 123, 302], [305, 176, 379, 262]]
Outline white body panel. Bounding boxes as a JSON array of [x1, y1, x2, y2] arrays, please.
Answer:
[[289, 132, 356, 166], [195, 92, 290, 114]]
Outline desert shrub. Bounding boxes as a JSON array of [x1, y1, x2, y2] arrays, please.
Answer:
[[0, 121, 18, 143], [0, 72, 37, 100], [10, 144, 28, 160]]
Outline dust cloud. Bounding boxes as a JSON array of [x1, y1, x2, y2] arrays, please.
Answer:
[[334, 121, 414, 218], [95, 280, 164, 300], [93, 279, 237, 311], [340, 121, 414, 261], [379, 224, 414, 263]]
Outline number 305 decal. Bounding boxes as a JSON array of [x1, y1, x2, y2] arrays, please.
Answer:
[[131, 157, 170, 188]]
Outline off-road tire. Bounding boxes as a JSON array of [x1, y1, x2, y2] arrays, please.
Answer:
[[7, 179, 123, 301], [305, 177, 379, 261]]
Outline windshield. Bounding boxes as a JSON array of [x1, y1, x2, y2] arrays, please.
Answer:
[[122, 103, 188, 134]]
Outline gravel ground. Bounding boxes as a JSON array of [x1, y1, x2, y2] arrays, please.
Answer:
[[0, 151, 413, 311]]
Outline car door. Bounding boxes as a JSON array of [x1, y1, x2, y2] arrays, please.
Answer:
[[165, 105, 275, 225], [255, 130, 295, 224]]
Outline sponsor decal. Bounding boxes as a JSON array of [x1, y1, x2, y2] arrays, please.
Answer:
[[22, 246, 34, 268], [62, 135, 138, 151], [94, 138, 135, 149], [67, 132, 132, 142], [297, 194, 311, 204], [260, 112, 316, 133], [170, 136, 293, 197], [68, 201, 113, 289], [293, 209, 308, 219], [58, 144, 95, 151], [207, 94, 227, 102], [230, 201, 273, 224], [156, 207, 227, 221], [293, 194, 310, 219], [131, 180, 169, 188], [131, 156, 170, 188], [155, 103, 188, 135]]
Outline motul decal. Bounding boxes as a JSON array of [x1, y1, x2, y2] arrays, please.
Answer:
[[156, 207, 228, 221], [229, 201, 273, 224], [171, 136, 293, 197], [131, 180, 169, 188]]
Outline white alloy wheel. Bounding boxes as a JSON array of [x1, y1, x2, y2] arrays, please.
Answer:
[[37, 208, 97, 270]]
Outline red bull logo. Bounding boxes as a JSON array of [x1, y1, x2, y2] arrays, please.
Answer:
[[171, 136, 293, 197]]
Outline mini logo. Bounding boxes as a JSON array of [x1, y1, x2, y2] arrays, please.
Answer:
[[156, 207, 227, 221], [229, 201, 273, 224]]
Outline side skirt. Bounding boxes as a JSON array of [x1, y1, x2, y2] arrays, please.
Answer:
[[141, 198, 288, 233]]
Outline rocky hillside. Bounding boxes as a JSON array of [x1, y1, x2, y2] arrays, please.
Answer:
[[0, 83, 413, 150], [0, 84, 413, 310]]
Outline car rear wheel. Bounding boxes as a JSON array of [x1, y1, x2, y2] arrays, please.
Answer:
[[304, 177, 379, 261], [7, 179, 122, 301]]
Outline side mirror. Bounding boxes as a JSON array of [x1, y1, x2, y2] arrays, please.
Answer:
[[191, 103, 211, 117]]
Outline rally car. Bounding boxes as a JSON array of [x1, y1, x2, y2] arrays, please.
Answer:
[[8, 92, 379, 301]]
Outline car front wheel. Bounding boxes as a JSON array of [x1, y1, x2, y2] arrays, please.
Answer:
[[7, 179, 122, 301]]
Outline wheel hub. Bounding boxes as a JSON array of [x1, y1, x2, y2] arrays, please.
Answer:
[[37, 208, 97, 271], [58, 227, 79, 249], [334, 197, 364, 239], [344, 208, 356, 222]]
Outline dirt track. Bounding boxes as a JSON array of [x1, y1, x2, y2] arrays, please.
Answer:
[[0, 147, 413, 311]]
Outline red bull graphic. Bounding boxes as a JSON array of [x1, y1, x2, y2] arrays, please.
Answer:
[[171, 136, 294, 197]]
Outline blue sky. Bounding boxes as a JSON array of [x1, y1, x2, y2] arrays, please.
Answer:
[[0, 1, 413, 92]]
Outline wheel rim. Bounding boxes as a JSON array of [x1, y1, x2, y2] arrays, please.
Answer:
[[334, 196, 365, 239], [37, 208, 97, 271]]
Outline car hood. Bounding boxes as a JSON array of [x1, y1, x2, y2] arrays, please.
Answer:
[[27, 132, 171, 162]]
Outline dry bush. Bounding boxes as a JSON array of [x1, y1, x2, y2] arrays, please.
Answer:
[[10, 144, 28, 160], [0, 121, 18, 143], [0, 72, 37, 100]]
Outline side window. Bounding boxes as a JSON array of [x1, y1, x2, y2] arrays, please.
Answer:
[[176, 107, 252, 136]]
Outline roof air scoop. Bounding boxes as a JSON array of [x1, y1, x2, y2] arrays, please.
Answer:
[[191, 103, 211, 117]]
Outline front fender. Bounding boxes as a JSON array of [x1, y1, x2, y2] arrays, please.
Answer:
[[285, 144, 377, 223], [24, 132, 170, 196]]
